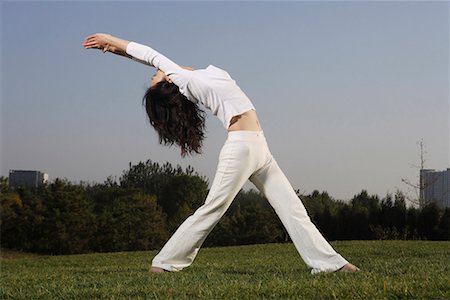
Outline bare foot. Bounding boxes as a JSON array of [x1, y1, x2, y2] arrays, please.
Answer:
[[149, 266, 166, 273], [336, 263, 360, 273]]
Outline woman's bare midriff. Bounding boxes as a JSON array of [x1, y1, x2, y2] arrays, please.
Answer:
[[227, 109, 263, 132]]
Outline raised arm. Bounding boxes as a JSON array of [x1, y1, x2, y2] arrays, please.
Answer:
[[83, 33, 188, 71], [83, 33, 193, 91]]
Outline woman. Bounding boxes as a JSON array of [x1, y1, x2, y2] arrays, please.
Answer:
[[83, 33, 360, 274]]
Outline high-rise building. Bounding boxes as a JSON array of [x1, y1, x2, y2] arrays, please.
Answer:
[[9, 170, 49, 189], [420, 168, 450, 208]]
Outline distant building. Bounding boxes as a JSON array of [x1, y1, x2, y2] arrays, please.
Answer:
[[9, 170, 49, 189], [420, 168, 450, 208]]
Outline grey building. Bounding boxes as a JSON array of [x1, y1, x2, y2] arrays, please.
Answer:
[[420, 168, 450, 208], [9, 170, 49, 189]]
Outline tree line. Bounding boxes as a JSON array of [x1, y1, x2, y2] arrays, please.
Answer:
[[1, 160, 448, 255]]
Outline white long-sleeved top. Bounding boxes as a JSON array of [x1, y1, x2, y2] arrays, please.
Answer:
[[126, 42, 256, 130]]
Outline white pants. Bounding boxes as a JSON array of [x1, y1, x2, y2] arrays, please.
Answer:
[[152, 130, 348, 274]]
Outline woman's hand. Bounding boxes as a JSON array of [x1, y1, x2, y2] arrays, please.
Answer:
[[83, 33, 130, 56], [83, 33, 113, 52]]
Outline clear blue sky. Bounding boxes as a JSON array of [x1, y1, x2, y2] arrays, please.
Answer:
[[1, 1, 449, 202]]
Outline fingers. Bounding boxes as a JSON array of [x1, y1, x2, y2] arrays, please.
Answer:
[[83, 34, 97, 43], [84, 34, 98, 40], [83, 41, 99, 49], [83, 41, 99, 48], [82, 33, 101, 49], [82, 33, 110, 52], [83, 39, 103, 50], [83, 35, 96, 49]]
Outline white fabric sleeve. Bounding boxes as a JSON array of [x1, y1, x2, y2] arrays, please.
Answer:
[[130, 57, 152, 66], [126, 42, 179, 70], [126, 41, 193, 97]]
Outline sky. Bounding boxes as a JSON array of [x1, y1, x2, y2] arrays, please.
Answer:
[[1, 0, 449, 203]]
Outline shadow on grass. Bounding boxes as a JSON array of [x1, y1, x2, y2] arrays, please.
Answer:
[[220, 269, 258, 276]]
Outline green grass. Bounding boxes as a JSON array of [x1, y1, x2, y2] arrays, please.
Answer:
[[1, 241, 449, 299]]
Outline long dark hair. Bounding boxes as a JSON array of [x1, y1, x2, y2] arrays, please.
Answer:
[[143, 80, 206, 157]]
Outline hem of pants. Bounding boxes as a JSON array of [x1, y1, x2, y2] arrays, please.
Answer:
[[310, 261, 348, 275], [152, 260, 179, 272]]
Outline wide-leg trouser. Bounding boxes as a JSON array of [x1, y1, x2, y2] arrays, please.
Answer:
[[152, 130, 348, 274]]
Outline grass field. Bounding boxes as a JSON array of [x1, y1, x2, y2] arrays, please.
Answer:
[[1, 241, 449, 299]]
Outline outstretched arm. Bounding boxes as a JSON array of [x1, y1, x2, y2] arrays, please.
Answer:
[[83, 33, 195, 71], [83, 33, 194, 98]]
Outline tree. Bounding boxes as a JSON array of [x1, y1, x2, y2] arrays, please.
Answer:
[[160, 175, 208, 232], [119, 160, 209, 232], [0, 176, 9, 194], [35, 179, 95, 254], [206, 189, 285, 247], [94, 192, 168, 252], [14, 186, 47, 251], [375, 191, 408, 240], [401, 138, 441, 208], [229, 190, 284, 245], [86, 180, 169, 252], [437, 208, 450, 240], [392, 190, 407, 238], [351, 190, 380, 239], [304, 190, 343, 241], [417, 202, 441, 240], [406, 206, 419, 239], [0, 190, 24, 249]]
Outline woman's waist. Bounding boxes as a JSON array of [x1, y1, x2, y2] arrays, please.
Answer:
[[227, 109, 262, 132]]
